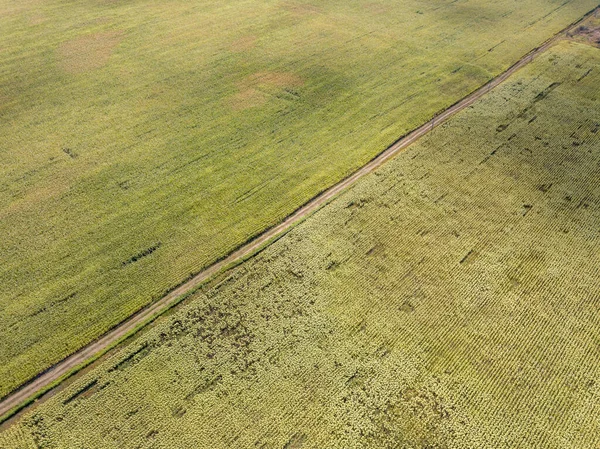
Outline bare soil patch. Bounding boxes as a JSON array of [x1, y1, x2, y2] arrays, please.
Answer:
[[58, 30, 124, 74], [566, 13, 600, 48]]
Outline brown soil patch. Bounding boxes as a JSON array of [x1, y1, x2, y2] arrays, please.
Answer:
[[566, 13, 600, 48], [230, 35, 258, 52], [58, 30, 124, 74], [231, 71, 304, 110]]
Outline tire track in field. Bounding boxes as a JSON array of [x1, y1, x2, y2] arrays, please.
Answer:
[[1, 6, 598, 423]]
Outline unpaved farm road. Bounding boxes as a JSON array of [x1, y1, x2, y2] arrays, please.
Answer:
[[1, 8, 597, 422]]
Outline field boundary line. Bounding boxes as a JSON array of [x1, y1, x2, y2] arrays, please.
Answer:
[[1, 5, 598, 424]]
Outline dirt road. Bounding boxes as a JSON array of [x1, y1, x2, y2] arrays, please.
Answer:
[[1, 8, 596, 422]]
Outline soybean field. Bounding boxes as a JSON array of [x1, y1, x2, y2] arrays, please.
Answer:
[[2, 40, 599, 448]]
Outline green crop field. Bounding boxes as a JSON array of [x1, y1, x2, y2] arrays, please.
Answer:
[[2, 0, 597, 399], [2, 40, 599, 448]]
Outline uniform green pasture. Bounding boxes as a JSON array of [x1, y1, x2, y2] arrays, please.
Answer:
[[0, 0, 597, 398], [2, 40, 599, 448]]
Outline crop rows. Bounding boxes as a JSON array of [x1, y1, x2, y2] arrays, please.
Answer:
[[2, 40, 599, 448], [1, 0, 598, 398]]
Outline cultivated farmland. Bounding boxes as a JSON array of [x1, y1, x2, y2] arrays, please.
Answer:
[[2, 0, 597, 399], [2, 40, 599, 448]]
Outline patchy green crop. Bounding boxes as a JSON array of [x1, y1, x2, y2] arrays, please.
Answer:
[[2, 40, 599, 448], [1, 0, 598, 399]]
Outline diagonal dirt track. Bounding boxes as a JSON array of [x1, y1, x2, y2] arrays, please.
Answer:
[[1, 7, 598, 423]]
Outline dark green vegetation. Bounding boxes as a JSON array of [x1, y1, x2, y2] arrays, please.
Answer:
[[2, 40, 599, 448], [2, 0, 596, 398]]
